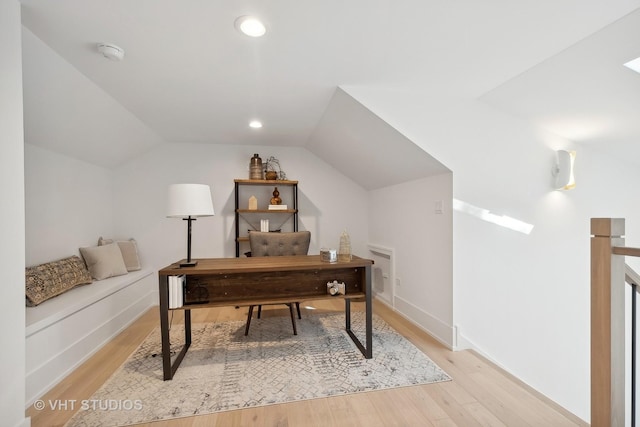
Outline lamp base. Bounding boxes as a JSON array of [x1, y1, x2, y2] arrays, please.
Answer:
[[179, 260, 198, 267]]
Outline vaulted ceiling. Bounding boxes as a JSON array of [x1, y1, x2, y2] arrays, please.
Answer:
[[19, 0, 640, 174]]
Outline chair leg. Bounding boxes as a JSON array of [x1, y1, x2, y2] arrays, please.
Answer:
[[295, 302, 301, 319], [245, 305, 254, 336], [257, 305, 262, 319], [288, 303, 297, 335]]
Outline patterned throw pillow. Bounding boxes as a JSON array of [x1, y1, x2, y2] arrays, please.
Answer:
[[25, 256, 93, 306]]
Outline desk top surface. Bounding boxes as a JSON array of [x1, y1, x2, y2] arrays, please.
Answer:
[[159, 255, 373, 276]]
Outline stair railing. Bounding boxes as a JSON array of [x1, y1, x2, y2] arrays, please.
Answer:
[[591, 218, 640, 427]]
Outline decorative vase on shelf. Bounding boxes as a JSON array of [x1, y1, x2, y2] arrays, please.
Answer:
[[338, 230, 352, 262], [249, 154, 263, 180], [270, 187, 282, 205]]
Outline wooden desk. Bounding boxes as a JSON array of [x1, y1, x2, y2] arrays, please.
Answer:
[[158, 255, 373, 380]]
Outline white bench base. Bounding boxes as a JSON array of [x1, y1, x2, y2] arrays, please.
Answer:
[[25, 269, 156, 406]]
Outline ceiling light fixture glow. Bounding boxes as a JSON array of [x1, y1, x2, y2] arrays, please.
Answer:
[[235, 16, 266, 37], [624, 57, 640, 74], [249, 120, 263, 129]]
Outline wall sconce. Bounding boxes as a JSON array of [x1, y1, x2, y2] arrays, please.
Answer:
[[552, 150, 576, 190]]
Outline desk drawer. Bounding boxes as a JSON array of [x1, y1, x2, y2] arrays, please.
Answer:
[[184, 267, 364, 304]]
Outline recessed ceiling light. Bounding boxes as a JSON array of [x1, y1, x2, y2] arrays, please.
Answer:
[[624, 57, 640, 74], [249, 120, 263, 129], [235, 16, 266, 37]]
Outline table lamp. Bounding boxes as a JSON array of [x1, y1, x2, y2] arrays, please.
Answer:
[[167, 183, 214, 267]]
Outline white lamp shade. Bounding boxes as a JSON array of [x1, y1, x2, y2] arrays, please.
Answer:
[[167, 184, 215, 218]]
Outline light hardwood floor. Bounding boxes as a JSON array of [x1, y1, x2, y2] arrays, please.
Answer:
[[26, 300, 588, 426]]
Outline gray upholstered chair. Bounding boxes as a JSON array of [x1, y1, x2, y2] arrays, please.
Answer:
[[245, 231, 311, 336]]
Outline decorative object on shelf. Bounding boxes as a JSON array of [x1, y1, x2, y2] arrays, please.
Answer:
[[248, 228, 281, 233], [234, 179, 298, 257], [249, 154, 263, 180], [320, 248, 337, 263], [167, 184, 215, 267], [265, 170, 278, 180], [327, 280, 346, 295], [248, 195, 257, 210], [268, 204, 288, 210], [264, 156, 286, 180], [260, 219, 270, 232], [338, 229, 352, 262], [270, 187, 282, 205]]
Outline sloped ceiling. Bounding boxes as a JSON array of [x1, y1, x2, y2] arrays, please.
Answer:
[[22, 28, 164, 168], [480, 8, 640, 159], [19, 0, 640, 171], [307, 88, 450, 191]]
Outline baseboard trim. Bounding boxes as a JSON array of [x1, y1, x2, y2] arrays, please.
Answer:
[[387, 295, 454, 349], [468, 349, 589, 426], [454, 330, 588, 425]]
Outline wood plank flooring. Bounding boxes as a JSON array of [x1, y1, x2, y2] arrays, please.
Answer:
[[26, 300, 588, 426]]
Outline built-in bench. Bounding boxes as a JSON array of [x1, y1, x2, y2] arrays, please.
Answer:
[[25, 269, 156, 406]]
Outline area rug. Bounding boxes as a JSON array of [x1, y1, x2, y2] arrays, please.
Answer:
[[66, 311, 450, 426]]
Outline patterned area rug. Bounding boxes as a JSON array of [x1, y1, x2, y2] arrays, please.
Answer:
[[66, 311, 450, 426]]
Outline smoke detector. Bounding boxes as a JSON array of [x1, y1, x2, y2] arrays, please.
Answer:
[[97, 43, 125, 61]]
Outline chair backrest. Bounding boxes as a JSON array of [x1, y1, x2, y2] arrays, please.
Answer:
[[249, 231, 311, 257]]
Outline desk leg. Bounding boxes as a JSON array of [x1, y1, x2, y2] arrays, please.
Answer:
[[159, 275, 172, 380], [185, 309, 191, 345], [365, 263, 372, 357], [346, 298, 351, 330], [345, 264, 373, 359], [159, 275, 192, 380]]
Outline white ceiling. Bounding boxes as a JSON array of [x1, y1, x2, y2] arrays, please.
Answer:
[[19, 0, 640, 172], [481, 7, 640, 158]]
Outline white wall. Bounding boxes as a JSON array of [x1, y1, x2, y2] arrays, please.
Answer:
[[24, 144, 115, 266], [21, 27, 164, 169], [112, 143, 369, 271], [344, 86, 640, 421], [0, 1, 29, 426], [369, 173, 454, 346], [22, 8, 634, 420]]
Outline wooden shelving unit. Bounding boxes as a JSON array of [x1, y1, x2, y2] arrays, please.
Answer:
[[234, 179, 299, 257]]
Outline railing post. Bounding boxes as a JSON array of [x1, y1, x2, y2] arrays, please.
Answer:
[[591, 218, 626, 427]]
